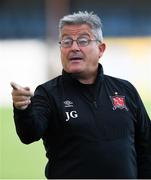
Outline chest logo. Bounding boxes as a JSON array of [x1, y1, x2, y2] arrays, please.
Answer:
[[110, 95, 128, 111], [64, 100, 74, 107]]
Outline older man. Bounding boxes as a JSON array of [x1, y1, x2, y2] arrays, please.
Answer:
[[11, 11, 151, 179]]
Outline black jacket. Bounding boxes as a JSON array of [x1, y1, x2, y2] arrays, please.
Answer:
[[14, 64, 151, 179]]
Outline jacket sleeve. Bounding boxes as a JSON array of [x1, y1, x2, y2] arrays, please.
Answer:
[[133, 87, 151, 178], [13, 85, 52, 144]]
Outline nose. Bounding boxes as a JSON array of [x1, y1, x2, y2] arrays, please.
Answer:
[[71, 40, 80, 51]]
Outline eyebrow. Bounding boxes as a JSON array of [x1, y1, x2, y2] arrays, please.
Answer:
[[78, 33, 91, 37], [62, 33, 91, 40]]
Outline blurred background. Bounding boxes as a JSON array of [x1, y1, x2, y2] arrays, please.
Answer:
[[0, 0, 151, 179]]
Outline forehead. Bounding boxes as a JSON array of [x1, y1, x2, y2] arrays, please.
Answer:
[[61, 24, 94, 38]]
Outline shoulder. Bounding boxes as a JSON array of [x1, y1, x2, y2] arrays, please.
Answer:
[[105, 74, 135, 88], [104, 74, 138, 95], [42, 75, 62, 89], [34, 75, 63, 95]]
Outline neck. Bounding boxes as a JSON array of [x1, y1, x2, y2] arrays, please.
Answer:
[[72, 70, 98, 84]]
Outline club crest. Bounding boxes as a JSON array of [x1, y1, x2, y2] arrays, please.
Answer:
[[110, 95, 128, 111]]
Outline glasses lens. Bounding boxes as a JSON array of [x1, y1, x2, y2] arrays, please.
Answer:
[[78, 38, 89, 47], [61, 39, 72, 48]]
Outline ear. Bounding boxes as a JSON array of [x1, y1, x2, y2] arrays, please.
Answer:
[[98, 43, 106, 58]]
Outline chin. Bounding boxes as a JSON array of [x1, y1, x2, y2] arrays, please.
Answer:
[[68, 68, 82, 74], [69, 68, 82, 74], [67, 64, 83, 74]]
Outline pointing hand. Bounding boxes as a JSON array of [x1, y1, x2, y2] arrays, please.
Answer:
[[10, 82, 34, 110]]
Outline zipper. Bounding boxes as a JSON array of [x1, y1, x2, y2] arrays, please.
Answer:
[[93, 100, 97, 108]]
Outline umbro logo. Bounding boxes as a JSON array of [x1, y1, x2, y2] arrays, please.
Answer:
[[64, 100, 74, 107]]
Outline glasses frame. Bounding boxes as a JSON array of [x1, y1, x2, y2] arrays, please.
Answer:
[[59, 37, 101, 48]]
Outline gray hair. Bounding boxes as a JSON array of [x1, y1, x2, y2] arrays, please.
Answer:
[[59, 11, 103, 42]]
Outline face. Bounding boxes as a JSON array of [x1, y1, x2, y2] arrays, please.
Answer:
[[60, 24, 106, 77]]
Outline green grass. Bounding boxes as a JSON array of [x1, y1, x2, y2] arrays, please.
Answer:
[[0, 107, 47, 179]]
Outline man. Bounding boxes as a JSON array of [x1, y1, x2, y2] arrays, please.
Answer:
[[11, 11, 151, 179]]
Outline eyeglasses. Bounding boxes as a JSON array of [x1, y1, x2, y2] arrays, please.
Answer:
[[59, 37, 100, 48]]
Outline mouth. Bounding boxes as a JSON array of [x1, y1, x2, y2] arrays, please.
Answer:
[[69, 56, 83, 62]]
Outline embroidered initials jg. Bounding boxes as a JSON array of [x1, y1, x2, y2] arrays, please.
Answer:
[[65, 111, 78, 121]]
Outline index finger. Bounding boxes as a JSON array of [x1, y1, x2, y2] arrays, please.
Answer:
[[10, 82, 22, 90], [11, 82, 33, 97]]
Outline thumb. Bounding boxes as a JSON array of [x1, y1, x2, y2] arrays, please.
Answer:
[[24, 86, 34, 96], [24, 86, 30, 91]]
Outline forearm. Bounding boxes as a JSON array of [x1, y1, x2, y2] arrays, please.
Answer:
[[13, 104, 41, 144]]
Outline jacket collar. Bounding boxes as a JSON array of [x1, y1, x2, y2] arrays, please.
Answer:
[[62, 63, 104, 85], [62, 64, 104, 101]]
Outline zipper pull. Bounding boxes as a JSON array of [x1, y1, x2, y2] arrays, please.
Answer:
[[93, 101, 97, 108]]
